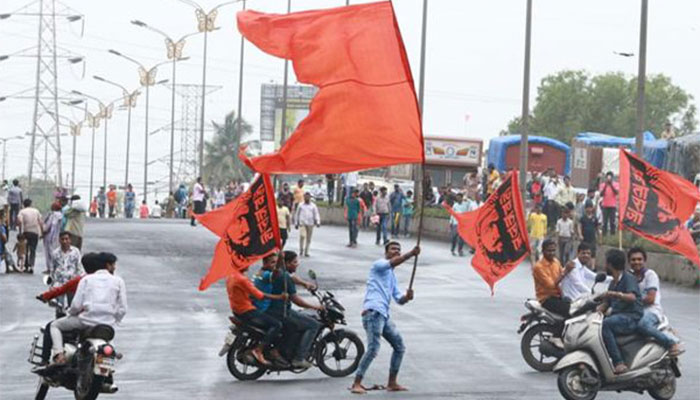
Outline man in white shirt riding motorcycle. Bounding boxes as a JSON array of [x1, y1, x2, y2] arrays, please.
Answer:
[[50, 252, 127, 364]]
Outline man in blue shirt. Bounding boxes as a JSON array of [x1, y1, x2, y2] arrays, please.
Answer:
[[597, 249, 644, 374], [351, 241, 418, 394]]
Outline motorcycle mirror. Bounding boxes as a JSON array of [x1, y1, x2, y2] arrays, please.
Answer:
[[42, 274, 52, 286], [594, 272, 607, 283], [308, 269, 317, 281]]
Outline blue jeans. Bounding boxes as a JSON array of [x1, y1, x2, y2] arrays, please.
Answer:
[[402, 215, 412, 236], [637, 310, 677, 349], [450, 224, 464, 253], [602, 313, 640, 366], [355, 310, 405, 379], [376, 213, 389, 244]]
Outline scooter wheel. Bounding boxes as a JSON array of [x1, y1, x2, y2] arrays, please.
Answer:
[[557, 365, 598, 400], [34, 377, 49, 400], [520, 324, 559, 372], [649, 375, 676, 400]]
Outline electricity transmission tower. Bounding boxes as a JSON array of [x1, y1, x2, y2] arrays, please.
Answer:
[[171, 83, 220, 185], [0, 0, 84, 188]]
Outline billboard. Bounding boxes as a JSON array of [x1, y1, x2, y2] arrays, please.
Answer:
[[260, 83, 317, 147], [424, 137, 483, 167]]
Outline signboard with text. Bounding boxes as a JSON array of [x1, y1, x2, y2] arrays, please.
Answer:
[[424, 137, 482, 167]]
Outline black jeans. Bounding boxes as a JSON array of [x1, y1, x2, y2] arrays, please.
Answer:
[[348, 218, 358, 244], [327, 182, 335, 205], [9, 203, 20, 230], [602, 207, 616, 235], [24, 232, 39, 268], [280, 228, 288, 247], [542, 296, 571, 318], [269, 309, 321, 362], [238, 310, 283, 347]]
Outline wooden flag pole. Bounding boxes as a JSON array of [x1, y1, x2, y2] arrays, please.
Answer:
[[408, 169, 426, 290]]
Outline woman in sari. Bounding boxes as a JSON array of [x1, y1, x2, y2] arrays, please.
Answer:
[[42, 202, 63, 274]]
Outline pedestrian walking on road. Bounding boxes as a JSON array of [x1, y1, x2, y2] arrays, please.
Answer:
[[350, 241, 418, 395], [42, 202, 63, 274], [139, 201, 149, 219], [7, 179, 23, 230], [359, 183, 374, 229], [449, 193, 470, 256], [124, 184, 136, 219], [0, 210, 9, 272], [276, 198, 291, 248], [107, 185, 118, 218], [17, 198, 43, 273], [389, 184, 405, 238], [599, 171, 619, 236], [0, 180, 8, 228], [401, 190, 414, 237], [345, 189, 361, 247], [556, 207, 576, 265], [325, 174, 335, 205], [292, 180, 305, 216], [13, 232, 27, 272], [295, 192, 320, 257], [191, 177, 206, 226], [89, 197, 98, 218], [97, 187, 106, 219], [374, 187, 390, 245], [63, 195, 86, 251]]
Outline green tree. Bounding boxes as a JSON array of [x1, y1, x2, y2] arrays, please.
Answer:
[[505, 70, 696, 143], [202, 111, 254, 186]]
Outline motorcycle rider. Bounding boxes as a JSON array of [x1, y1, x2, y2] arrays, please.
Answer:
[[628, 247, 683, 356], [226, 261, 288, 366], [50, 252, 127, 364], [265, 250, 323, 369], [532, 239, 573, 319], [351, 241, 418, 395], [596, 249, 644, 374], [559, 242, 598, 301]]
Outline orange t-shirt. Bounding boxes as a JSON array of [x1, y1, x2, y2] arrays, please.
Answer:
[[226, 273, 265, 315], [533, 257, 563, 302], [107, 190, 117, 205]]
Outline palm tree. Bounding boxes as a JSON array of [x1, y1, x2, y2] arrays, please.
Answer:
[[202, 111, 254, 185]]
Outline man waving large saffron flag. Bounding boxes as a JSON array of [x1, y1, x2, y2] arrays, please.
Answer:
[[619, 148, 700, 266], [237, 1, 424, 174]]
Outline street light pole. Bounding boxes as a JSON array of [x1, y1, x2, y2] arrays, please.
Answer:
[[635, 0, 648, 155], [199, 29, 208, 177], [144, 84, 150, 201], [280, 0, 292, 146], [235, 0, 246, 157], [519, 0, 533, 200], [1, 136, 25, 181]]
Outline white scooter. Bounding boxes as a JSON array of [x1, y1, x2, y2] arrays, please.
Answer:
[[554, 284, 681, 400]]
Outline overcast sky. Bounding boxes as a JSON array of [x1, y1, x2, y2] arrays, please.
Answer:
[[1, 0, 698, 200]]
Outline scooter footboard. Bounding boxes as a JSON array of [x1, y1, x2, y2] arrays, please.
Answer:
[[554, 351, 599, 374]]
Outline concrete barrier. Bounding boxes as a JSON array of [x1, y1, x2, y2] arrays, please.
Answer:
[[318, 206, 700, 288]]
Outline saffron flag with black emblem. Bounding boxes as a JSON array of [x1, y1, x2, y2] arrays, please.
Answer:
[[445, 171, 530, 294], [236, 1, 424, 174], [619, 148, 700, 266], [196, 174, 281, 290]]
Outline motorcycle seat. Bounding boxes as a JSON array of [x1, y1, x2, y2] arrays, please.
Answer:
[[616, 334, 645, 347], [229, 315, 267, 336], [82, 325, 115, 341], [525, 299, 565, 321]]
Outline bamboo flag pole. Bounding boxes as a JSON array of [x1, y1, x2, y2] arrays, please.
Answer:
[[408, 0, 429, 291]]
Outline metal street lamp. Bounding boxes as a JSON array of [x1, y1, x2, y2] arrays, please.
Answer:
[[176, 0, 239, 177], [108, 48, 169, 201], [131, 19, 197, 194], [93, 75, 140, 191], [72, 90, 117, 192], [81, 109, 102, 204], [0, 136, 25, 181], [52, 100, 87, 193]]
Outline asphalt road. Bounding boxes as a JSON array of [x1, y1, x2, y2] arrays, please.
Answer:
[[1, 219, 698, 400]]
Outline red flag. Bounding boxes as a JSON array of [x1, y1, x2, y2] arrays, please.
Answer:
[[618, 149, 700, 266], [196, 174, 281, 290], [237, 1, 424, 174], [445, 172, 531, 294]]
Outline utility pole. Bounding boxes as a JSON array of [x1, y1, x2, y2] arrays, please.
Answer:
[[635, 0, 648, 155], [279, 0, 292, 146], [235, 0, 247, 159], [413, 0, 428, 205], [519, 0, 533, 200]]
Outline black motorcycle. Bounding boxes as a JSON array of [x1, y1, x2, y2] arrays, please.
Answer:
[[219, 270, 365, 381]]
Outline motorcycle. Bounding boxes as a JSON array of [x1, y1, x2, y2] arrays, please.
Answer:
[[28, 283, 121, 400], [218, 270, 365, 381], [554, 295, 681, 400], [518, 273, 608, 372]]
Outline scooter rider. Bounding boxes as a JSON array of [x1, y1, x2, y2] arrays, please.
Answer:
[[628, 247, 683, 357], [559, 242, 598, 301], [596, 249, 644, 374], [50, 252, 127, 364], [533, 239, 573, 319], [265, 250, 323, 369]]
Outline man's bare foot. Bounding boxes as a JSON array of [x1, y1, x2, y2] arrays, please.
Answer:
[[251, 348, 271, 366], [350, 383, 366, 394], [386, 384, 408, 392], [52, 352, 67, 365], [668, 343, 685, 357]]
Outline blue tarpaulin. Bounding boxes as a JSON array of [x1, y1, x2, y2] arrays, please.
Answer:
[[574, 131, 668, 168], [487, 135, 571, 175]]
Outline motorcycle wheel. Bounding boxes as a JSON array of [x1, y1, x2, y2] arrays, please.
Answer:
[[74, 358, 104, 400], [226, 339, 266, 381], [316, 330, 365, 378], [649, 376, 676, 400], [557, 365, 598, 400], [521, 324, 559, 372], [34, 377, 49, 400]]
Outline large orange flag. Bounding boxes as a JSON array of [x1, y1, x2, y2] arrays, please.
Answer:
[[445, 172, 531, 294], [619, 149, 700, 266], [237, 1, 424, 174], [196, 174, 281, 290]]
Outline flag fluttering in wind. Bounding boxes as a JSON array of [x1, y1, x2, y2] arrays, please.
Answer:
[[196, 174, 281, 290], [619, 149, 700, 266], [445, 172, 530, 294], [237, 1, 424, 174]]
